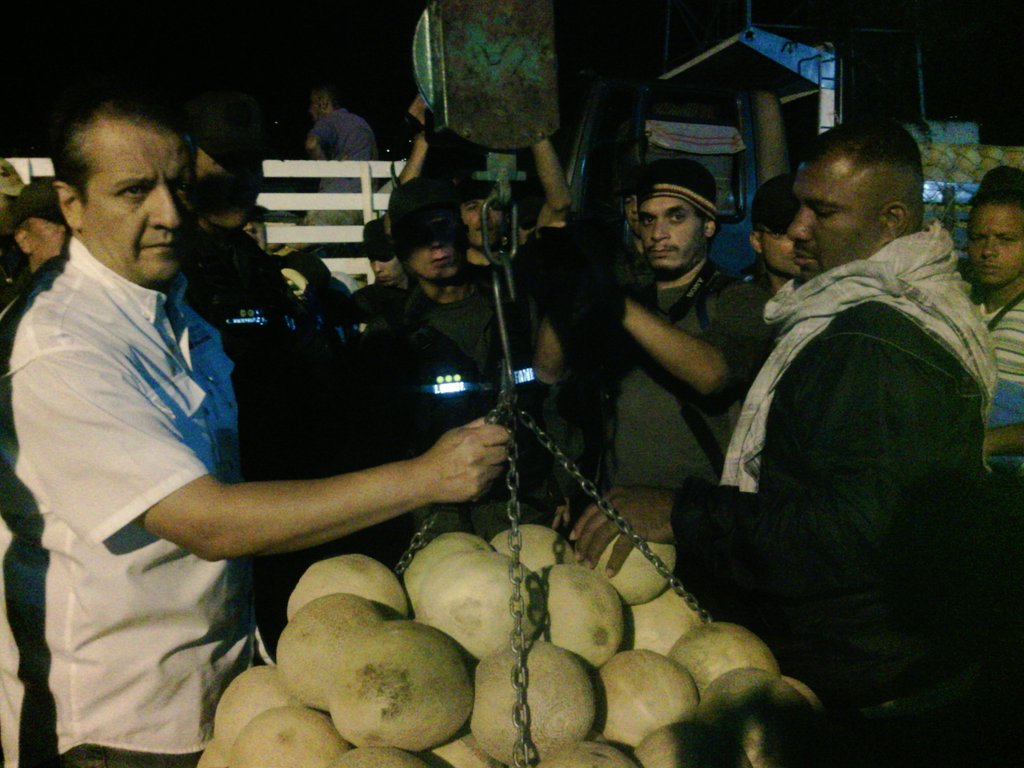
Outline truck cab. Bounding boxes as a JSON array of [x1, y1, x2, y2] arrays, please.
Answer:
[[563, 27, 840, 276]]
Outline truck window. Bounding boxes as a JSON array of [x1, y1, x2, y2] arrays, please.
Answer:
[[642, 91, 745, 222], [578, 84, 639, 224]]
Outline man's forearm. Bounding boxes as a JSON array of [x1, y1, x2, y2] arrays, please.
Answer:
[[532, 138, 571, 228], [622, 298, 728, 395], [143, 459, 434, 560], [142, 422, 507, 560], [533, 316, 568, 384], [398, 134, 429, 185]]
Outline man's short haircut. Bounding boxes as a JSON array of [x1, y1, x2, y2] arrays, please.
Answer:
[[804, 118, 924, 226], [310, 83, 341, 107], [49, 82, 189, 193], [751, 174, 798, 233], [971, 187, 1024, 216], [803, 118, 924, 181], [971, 166, 1024, 213]]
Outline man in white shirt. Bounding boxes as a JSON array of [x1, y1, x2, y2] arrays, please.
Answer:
[[0, 87, 507, 768]]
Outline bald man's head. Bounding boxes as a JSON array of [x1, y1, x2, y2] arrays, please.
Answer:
[[805, 119, 924, 231], [786, 120, 926, 279]]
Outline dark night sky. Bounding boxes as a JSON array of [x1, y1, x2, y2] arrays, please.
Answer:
[[2, 0, 1021, 157]]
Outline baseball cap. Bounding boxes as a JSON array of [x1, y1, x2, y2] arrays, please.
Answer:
[[751, 174, 799, 234], [185, 91, 269, 166], [10, 180, 64, 229], [388, 178, 459, 231], [363, 218, 395, 262]]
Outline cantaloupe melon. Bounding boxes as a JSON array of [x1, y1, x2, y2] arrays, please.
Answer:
[[626, 587, 704, 656], [328, 746, 430, 767], [327, 620, 473, 751], [782, 675, 825, 712], [633, 721, 735, 768], [213, 665, 303, 749], [231, 705, 350, 768], [536, 740, 638, 767], [597, 539, 677, 605], [424, 734, 505, 768], [197, 738, 230, 768], [490, 524, 573, 573], [404, 532, 493, 611], [544, 563, 624, 667], [287, 554, 409, 619], [471, 641, 595, 765], [414, 549, 541, 659], [667, 622, 779, 694], [698, 667, 796, 715], [277, 593, 391, 709], [696, 667, 822, 768], [598, 650, 699, 748]]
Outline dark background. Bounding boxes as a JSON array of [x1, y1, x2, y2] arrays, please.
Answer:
[[1, 0, 1021, 158]]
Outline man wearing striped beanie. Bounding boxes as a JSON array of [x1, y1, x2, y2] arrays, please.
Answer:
[[602, 158, 774, 490]]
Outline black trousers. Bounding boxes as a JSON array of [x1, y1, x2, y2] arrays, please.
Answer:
[[58, 745, 202, 768]]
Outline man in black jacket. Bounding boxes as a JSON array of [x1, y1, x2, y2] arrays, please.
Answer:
[[572, 120, 997, 765]]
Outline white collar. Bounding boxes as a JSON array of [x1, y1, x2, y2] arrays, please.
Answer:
[[68, 237, 188, 324]]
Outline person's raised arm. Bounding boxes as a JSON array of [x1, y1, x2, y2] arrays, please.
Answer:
[[533, 315, 569, 384], [142, 419, 508, 560], [398, 95, 430, 186], [621, 297, 728, 395], [531, 137, 571, 229]]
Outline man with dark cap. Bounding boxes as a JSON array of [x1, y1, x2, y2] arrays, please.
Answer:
[[538, 158, 773, 490], [351, 217, 408, 328], [607, 158, 774, 488], [364, 177, 552, 539], [1, 180, 68, 307], [378, 178, 502, 454], [749, 173, 801, 295]]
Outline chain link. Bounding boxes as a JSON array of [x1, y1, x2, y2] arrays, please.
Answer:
[[501, 393, 535, 768], [393, 508, 438, 577], [517, 408, 713, 624]]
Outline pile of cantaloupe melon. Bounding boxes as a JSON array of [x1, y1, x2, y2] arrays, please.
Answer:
[[201, 526, 823, 768]]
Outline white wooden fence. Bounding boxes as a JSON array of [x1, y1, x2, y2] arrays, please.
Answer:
[[6, 158, 406, 284]]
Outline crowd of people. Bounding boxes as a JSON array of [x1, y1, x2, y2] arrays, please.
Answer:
[[0, 81, 1020, 767]]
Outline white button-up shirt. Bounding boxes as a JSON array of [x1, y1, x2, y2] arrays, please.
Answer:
[[0, 238, 253, 764]]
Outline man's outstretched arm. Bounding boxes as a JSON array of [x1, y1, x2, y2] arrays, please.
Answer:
[[143, 419, 508, 560]]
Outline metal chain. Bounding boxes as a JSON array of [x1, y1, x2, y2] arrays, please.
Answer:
[[393, 508, 438, 577], [517, 408, 713, 624], [497, 391, 535, 768], [485, 257, 535, 767]]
